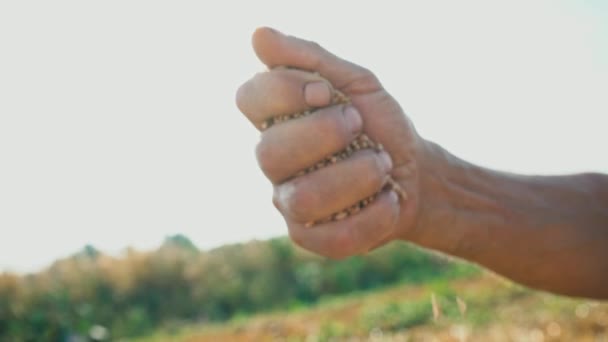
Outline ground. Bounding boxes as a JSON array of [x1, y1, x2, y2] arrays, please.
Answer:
[[138, 272, 608, 342]]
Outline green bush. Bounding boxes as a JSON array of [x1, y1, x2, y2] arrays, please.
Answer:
[[0, 236, 474, 340]]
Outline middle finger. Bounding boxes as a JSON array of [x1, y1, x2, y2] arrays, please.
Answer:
[[256, 104, 363, 183]]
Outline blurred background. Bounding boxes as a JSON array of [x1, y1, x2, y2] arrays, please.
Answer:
[[0, 1, 607, 341]]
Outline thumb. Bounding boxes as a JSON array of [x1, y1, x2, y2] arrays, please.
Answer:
[[252, 27, 381, 94]]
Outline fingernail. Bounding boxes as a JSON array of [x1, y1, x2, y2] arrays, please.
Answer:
[[388, 190, 399, 204], [304, 81, 332, 107], [343, 106, 362, 134], [379, 151, 393, 173]]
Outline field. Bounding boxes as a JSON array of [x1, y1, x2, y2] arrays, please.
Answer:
[[3, 238, 607, 341], [139, 272, 608, 342]]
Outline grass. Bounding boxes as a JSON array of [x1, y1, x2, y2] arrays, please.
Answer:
[[135, 271, 608, 341]]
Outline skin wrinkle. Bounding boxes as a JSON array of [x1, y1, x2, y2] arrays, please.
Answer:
[[339, 71, 383, 96], [452, 175, 565, 259], [299, 39, 381, 94], [418, 142, 547, 260], [428, 174, 498, 258]]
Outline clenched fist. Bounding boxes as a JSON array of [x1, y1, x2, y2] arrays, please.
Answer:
[[234, 27, 608, 299], [236, 27, 425, 259]]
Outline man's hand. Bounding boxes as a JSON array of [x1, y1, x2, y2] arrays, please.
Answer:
[[236, 27, 608, 299], [236, 27, 424, 259]]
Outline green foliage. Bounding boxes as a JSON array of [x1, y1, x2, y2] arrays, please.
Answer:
[[0, 236, 475, 341], [318, 320, 350, 341], [162, 234, 198, 251], [361, 299, 432, 331]]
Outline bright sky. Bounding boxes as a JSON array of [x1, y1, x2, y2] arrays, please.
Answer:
[[1, 1, 607, 273]]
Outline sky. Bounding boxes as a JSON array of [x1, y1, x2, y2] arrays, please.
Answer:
[[0, 1, 607, 273]]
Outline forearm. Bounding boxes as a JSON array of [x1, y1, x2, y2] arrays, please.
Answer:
[[409, 140, 608, 298]]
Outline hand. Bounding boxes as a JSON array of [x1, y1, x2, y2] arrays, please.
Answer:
[[235, 28, 608, 300], [236, 27, 425, 259]]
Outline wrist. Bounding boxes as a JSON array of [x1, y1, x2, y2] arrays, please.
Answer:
[[402, 138, 509, 259]]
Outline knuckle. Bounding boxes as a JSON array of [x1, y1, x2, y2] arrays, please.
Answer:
[[235, 81, 251, 115], [283, 180, 316, 222], [361, 70, 381, 88], [306, 39, 323, 52], [358, 66, 375, 78], [349, 67, 383, 93], [237, 71, 298, 119], [304, 40, 325, 69], [264, 73, 301, 115], [271, 190, 281, 211], [255, 140, 274, 173], [265, 70, 288, 94], [273, 179, 316, 222]]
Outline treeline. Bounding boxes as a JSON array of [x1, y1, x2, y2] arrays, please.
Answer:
[[0, 235, 475, 341]]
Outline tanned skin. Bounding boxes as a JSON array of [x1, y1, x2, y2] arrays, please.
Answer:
[[236, 27, 608, 299]]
